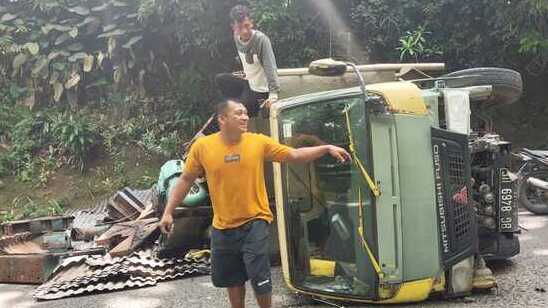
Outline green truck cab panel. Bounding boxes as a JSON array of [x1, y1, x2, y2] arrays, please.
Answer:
[[393, 114, 440, 281], [369, 112, 441, 283]]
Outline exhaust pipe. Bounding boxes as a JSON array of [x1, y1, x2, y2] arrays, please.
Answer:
[[527, 177, 548, 191]]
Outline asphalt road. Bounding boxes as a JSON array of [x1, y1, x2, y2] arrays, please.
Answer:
[[2, 210, 547, 308]]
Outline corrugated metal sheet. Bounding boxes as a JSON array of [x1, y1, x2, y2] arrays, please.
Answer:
[[34, 248, 210, 300], [106, 188, 159, 222], [66, 201, 109, 230]]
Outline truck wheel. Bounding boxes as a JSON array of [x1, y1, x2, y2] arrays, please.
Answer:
[[443, 67, 523, 105], [518, 170, 548, 215]]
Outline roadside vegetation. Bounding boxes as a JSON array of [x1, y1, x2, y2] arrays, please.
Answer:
[[1, 0, 547, 223]]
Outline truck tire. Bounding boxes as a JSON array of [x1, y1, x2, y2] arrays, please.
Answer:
[[518, 170, 548, 215], [443, 67, 523, 105]]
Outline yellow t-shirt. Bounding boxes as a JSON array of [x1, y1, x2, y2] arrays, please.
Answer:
[[184, 132, 293, 229]]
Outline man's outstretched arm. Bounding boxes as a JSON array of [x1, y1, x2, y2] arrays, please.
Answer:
[[284, 145, 351, 164], [159, 171, 200, 234]]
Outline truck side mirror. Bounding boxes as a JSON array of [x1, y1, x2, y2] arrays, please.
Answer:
[[308, 58, 347, 77]]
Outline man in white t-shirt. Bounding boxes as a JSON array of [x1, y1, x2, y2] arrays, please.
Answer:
[[215, 5, 280, 118]]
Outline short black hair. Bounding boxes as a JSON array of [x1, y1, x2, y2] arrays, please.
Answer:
[[229, 5, 250, 24], [215, 98, 243, 116]]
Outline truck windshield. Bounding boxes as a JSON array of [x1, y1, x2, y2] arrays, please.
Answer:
[[278, 96, 378, 299]]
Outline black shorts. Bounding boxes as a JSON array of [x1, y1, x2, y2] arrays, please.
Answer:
[[210, 219, 272, 295]]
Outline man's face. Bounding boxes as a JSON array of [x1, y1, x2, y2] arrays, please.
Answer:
[[219, 101, 249, 134], [233, 17, 253, 42]]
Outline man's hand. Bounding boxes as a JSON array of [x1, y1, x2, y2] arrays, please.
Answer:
[[261, 98, 277, 110], [159, 171, 200, 234], [286, 144, 351, 163], [232, 71, 246, 79], [159, 213, 174, 234], [327, 145, 352, 163]]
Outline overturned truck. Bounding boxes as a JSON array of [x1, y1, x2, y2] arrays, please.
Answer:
[[159, 60, 522, 303]]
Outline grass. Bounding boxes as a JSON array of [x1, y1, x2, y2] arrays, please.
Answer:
[[0, 143, 164, 221]]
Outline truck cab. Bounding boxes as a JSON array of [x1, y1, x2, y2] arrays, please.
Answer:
[[268, 62, 520, 303]]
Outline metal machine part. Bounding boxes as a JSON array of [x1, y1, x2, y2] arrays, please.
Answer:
[[2, 216, 74, 236], [470, 133, 519, 259], [447, 256, 474, 296]]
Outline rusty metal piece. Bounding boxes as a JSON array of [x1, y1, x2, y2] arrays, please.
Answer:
[[0, 247, 106, 284], [0, 232, 46, 254], [70, 226, 109, 241], [0, 253, 62, 284], [96, 218, 159, 257], [41, 232, 71, 252], [2, 216, 74, 236]]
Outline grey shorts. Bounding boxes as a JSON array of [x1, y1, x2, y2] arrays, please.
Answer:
[[210, 219, 272, 295]]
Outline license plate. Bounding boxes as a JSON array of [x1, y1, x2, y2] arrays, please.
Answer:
[[499, 168, 518, 232]]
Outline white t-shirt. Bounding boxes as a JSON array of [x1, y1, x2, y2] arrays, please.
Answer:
[[238, 51, 269, 93]]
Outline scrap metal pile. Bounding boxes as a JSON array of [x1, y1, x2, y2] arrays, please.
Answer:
[[0, 187, 211, 301], [34, 248, 210, 300]]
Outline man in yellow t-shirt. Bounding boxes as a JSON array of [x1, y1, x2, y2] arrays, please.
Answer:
[[159, 99, 350, 308]]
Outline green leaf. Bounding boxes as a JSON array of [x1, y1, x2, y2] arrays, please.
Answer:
[[31, 57, 49, 79], [112, 1, 128, 7], [43, 24, 72, 34], [12, 53, 28, 71], [97, 29, 126, 38], [113, 67, 122, 83], [53, 82, 64, 102], [122, 35, 142, 49], [77, 16, 99, 27], [83, 54, 94, 72], [68, 6, 90, 16], [103, 24, 116, 32], [65, 72, 81, 89], [85, 78, 109, 89], [68, 27, 78, 38], [55, 33, 70, 45], [41, 25, 52, 34], [48, 51, 69, 60], [49, 71, 60, 85], [96, 51, 105, 66], [66, 43, 84, 52], [13, 18, 24, 26], [68, 52, 87, 62], [52, 62, 67, 71], [91, 3, 109, 12], [107, 37, 116, 56], [1, 13, 17, 22], [24, 42, 40, 55]]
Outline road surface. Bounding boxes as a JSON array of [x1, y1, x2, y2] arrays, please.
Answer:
[[1, 210, 547, 308]]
